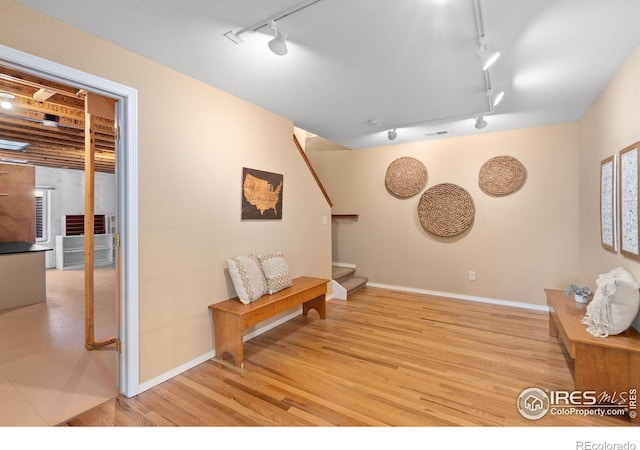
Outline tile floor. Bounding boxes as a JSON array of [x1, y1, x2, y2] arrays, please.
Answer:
[[0, 267, 119, 426]]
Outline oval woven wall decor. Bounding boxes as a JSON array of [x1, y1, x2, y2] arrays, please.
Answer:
[[479, 155, 527, 196], [418, 183, 475, 237], [385, 157, 427, 198]]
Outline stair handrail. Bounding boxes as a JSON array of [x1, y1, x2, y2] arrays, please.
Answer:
[[293, 134, 333, 207]]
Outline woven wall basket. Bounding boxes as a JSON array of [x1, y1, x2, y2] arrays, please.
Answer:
[[479, 155, 527, 196], [385, 157, 427, 198], [418, 183, 475, 237]]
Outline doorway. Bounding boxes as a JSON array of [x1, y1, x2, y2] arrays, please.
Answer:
[[0, 44, 139, 423]]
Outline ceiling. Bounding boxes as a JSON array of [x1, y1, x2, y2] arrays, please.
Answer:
[[12, 0, 640, 150], [0, 66, 116, 173]]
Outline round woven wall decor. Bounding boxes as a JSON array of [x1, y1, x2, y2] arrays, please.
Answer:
[[385, 157, 427, 198], [479, 155, 527, 196], [418, 183, 475, 237]]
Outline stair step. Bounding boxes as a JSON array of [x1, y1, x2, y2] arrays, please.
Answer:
[[332, 266, 355, 283], [341, 276, 368, 294]]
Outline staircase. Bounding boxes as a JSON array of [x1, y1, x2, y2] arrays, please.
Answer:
[[332, 265, 368, 300]]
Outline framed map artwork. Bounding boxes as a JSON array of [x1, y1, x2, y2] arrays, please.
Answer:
[[241, 167, 283, 220], [600, 155, 617, 252], [619, 142, 640, 260]]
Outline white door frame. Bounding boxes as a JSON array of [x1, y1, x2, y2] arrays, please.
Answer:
[[0, 45, 140, 397]]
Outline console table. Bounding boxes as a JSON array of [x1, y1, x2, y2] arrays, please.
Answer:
[[546, 288, 640, 424]]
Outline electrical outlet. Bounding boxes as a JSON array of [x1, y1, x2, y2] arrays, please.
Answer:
[[468, 271, 476, 281]]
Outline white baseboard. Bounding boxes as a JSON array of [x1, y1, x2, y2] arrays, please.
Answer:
[[366, 282, 549, 312], [138, 350, 215, 395]]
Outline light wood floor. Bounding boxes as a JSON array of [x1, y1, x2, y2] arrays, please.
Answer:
[[64, 286, 634, 427], [0, 267, 118, 426]]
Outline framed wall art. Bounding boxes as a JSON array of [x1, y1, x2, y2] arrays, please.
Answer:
[[619, 142, 640, 260], [600, 155, 617, 252], [241, 167, 283, 220]]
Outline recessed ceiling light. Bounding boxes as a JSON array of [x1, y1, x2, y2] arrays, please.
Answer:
[[0, 92, 15, 110]]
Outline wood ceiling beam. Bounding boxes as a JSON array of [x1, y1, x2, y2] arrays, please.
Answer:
[[0, 122, 114, 150], [7, 96, 84, 123], [0, 67, 82, 97], [0, 66, 115, 173], [0, 79, 85, 111], [0, 137, 113, 155], [0, 153, 114, 173], [0, 100, 115, 133]]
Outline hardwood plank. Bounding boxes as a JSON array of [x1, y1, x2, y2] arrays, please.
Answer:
[[61, 286, 636, 427], [177, 366, 313, 426]]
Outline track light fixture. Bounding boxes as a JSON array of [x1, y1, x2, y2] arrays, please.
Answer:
[[485, 88, 505, 110], [223, 0, 322, 55], [382, 108, 495, 140], [476, 36, 500, 71], [268, 21, 288, 56], [479, 50, 500, 71], [474, 116, 488, 129], [474, 0, 504, 115], [377, 0, 501, 141], [0, 92, 15, 110], [492, 91, 504, 108]]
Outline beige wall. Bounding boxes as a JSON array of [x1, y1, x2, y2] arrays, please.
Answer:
[[309, 124, 581, 306], [578, 46, 640, 326], [2, 1, 332, 382]]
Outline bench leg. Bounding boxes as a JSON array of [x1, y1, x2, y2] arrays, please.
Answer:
[[303, 294, 326, 319], [213, 311, 245, 368], [548, 312, 559, 337]]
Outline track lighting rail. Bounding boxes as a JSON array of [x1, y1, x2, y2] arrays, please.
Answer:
[[224, 0, 322, 43]]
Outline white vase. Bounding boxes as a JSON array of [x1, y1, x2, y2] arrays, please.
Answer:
[[574, 293, 588, 304]]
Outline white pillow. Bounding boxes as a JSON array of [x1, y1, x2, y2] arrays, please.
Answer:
[[258, 251, 293, 294], [226, 253, 267, 304], [582, 267, 640, 337]]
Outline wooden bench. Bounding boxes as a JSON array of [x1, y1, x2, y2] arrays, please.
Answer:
[[209, 276, 329, 368], [546, 289, 640, 424]]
